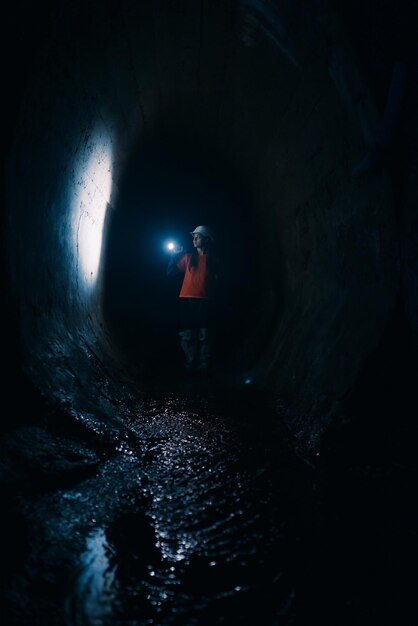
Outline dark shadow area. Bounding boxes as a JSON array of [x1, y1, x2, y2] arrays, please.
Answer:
[[102, 135, 263, 380], [310, 300, 418, 624]]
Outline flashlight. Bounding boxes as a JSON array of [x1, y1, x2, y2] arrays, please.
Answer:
[[165, 240, 182, 253]]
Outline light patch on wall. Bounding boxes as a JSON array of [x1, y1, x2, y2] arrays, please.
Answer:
[[72, 133, 113, 290]]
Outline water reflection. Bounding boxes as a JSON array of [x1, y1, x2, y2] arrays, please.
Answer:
[[66, 388, 301, 625], [68, 528, 116, 625]]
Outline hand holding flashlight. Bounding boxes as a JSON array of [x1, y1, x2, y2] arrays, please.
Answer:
[[166, 241, 183, 253]]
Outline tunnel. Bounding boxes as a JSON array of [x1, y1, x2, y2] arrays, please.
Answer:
[[1, 0, 418, 624]]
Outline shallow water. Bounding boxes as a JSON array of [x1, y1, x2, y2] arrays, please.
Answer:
[[2, 376, 415, 625]]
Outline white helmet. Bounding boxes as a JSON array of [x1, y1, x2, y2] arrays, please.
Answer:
[[190, 225, 214, 240]]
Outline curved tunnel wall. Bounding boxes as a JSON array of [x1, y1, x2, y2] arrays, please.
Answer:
[[6, 0, 399, 447]]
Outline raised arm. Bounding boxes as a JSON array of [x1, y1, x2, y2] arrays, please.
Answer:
[[166, 247, 185, 277]]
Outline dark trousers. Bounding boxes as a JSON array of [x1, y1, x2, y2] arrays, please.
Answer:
[[177, 298, 213, 369], [178, 297, 211, 330]]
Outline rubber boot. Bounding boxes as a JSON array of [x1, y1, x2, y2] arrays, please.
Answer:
[[197, 327, 211, 373], [178, 329, 197, 370]]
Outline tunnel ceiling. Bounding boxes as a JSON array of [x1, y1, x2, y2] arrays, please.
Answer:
[[4, 0, 415, 447]]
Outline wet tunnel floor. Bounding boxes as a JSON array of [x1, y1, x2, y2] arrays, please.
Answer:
[[1, 371, 417, 626]]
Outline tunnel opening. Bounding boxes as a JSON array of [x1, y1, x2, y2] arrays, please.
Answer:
[[1, 0, 406, 454], [101, 132, 265, 384], [2, 1, 418, 622]]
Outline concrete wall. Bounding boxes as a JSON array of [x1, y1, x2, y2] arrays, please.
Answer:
[[4, 0, 402, 448]]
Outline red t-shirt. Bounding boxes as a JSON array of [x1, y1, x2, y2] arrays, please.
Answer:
[[177, 252, 211, 298]]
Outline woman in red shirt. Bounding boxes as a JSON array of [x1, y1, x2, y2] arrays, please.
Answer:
[[168, 225, 220, 373]]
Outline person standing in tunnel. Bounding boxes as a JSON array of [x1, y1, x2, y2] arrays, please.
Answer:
[[167, 225, 220, 374]]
